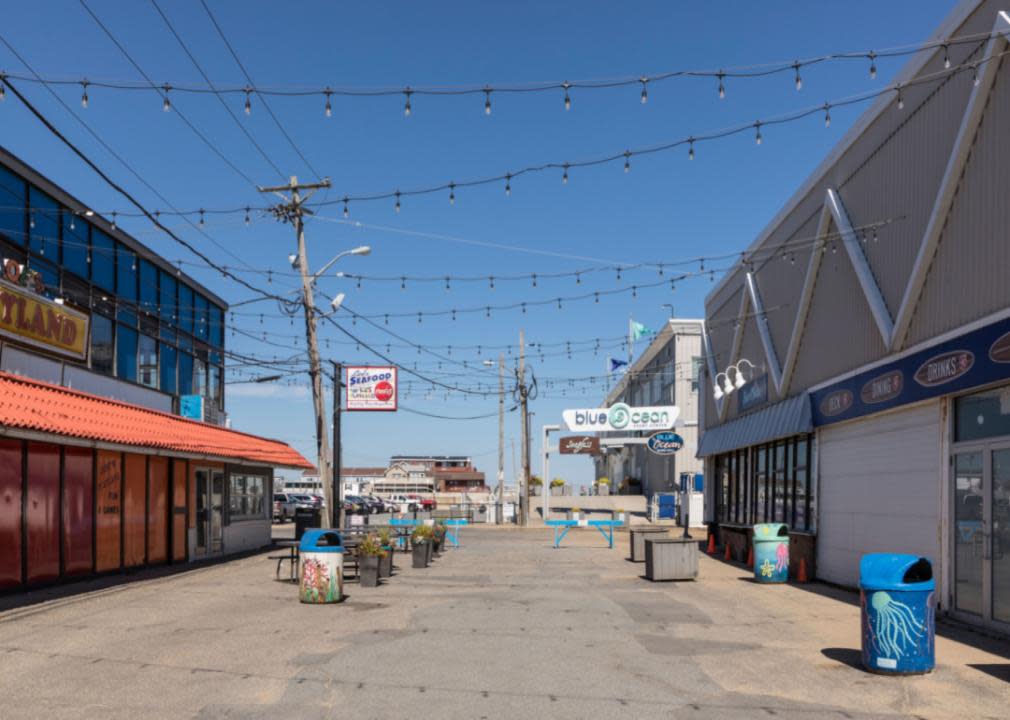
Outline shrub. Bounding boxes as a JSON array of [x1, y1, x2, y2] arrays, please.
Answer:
[[358, 534, 387, 557], [550, 478, 565, 488]]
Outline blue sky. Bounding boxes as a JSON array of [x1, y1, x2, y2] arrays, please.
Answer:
[[0, 0, 957, 485]]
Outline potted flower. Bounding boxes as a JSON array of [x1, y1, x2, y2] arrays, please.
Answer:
[[376, 528, 394, 578], [568, 506, 582, 521], [528, 475, 543, 496], [595, 477, 610, 496], [411, 525, 432, 568], [614, 508, 627, 524], [550, 478, 565, 496], [432, 522, 447, 555], [357, 534, 386, 588]]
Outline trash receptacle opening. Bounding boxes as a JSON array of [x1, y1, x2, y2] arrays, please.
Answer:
[[777, 525, 789, 537], [903, 557, 932, 583], [315, 532, 342, 547]]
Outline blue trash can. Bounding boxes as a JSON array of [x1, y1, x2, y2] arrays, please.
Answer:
[[753, 523, 789, 583], [298, 529, 344, 604], [859, 554, 935, 674]]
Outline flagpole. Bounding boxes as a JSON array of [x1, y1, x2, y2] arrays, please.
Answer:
[[628, 315, 633, 366]]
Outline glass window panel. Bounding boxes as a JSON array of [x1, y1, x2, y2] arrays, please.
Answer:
[[210, 305, 223, 347], [194, 357, 207, 397], [91, 229, 115, 292], [117, 324, 138, 382], [160, 344, 177, 395], [953, 451, 984, 616], [756, 445, 768, 524], [117, 301, 137, 327], [991, 449, 1010, 624], [31, 258, 59, 299], [116, 244, 137, 301], [159, 271, 177, 327], [194, 294, 208, 340], [0, 165, 26, 244], [795, 465, 808, 532], [28, 187, 60, 260], [177, 283, 193, 334], [229, 475, 266, 520], [90, 314, 114, 375], [138, 334, 158, 389], [178, 352, 194, 396], [210, 365, 223, 407], [138, 260, 158, 315], [955, 386, 1010, 442], [62, 212, 89, 280], [774, 441, 786, 523]]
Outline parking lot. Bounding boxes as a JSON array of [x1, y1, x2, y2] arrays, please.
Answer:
[[0, 527, 1008, 719]]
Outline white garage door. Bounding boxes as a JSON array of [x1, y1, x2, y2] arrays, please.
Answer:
[[817, 400, 942, 588]]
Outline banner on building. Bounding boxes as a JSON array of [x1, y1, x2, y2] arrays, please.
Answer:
[[345, 366, 398, 411], [0, 275, 89, 360], [558, 435, 601, 455], [562, 402, 679, 432]]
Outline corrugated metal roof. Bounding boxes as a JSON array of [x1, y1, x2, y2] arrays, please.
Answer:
[[697, 393, 812, 458]]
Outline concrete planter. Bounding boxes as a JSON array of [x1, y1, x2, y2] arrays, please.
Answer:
[[629, 527, 670, 562], [550, 486, 564, 496], [645, 538, 698, 581], [597, 484, 609, 496], [567, 511, 581, 522], [412, 541, 429, 568], [379, 550, 393, 578], [360, 555, 381, 587]]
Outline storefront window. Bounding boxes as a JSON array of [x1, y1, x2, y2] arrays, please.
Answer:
[[91, 314, 114, 375], [774, 441, 787, 523], [28, 187, 60, 260], [795, 438, 809, 530], [755, 446, 768, 524], [159, 271, 177, 328], [62, 212, 89, 280], [178, 352, 194, 396], [178, 283, 193, 335], [139, 260, 158, 315], [0, 165, 25, 244], [955, 385, 1010, 442], [117, 324, 138, 382], [160, 344, 177, 395], [229, 474, 266, 520], [139, 334, 158, 389], [91, 229, 115, 292], [194, 357, 206, 397]]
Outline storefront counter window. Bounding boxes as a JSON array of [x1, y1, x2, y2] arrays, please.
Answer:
[[715, 434, 815, 532], [229, 474, 266, 521]]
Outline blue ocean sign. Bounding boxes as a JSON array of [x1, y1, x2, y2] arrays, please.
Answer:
[[647, 431, 684, 455]]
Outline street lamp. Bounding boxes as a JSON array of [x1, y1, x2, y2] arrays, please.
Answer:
[[311, 245, 371, 284], [712, 358, 757, 400]]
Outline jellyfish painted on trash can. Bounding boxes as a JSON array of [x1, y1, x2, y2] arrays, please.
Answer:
[[868, 591, 926, 659], [775, 542, 788, 574]]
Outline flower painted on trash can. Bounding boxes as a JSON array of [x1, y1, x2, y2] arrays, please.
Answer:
[[300, 558, 332, 603], [760, 559, 774, 578]]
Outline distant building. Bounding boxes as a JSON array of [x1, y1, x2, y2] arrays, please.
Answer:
[[340, 467, 386, 496], [595, 319, 704, 497]]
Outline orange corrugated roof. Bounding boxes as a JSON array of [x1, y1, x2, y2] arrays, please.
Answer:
[[0, 371, 312, 469]]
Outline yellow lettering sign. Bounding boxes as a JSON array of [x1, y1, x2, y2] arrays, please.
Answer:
[[0, 279, 89, 360]]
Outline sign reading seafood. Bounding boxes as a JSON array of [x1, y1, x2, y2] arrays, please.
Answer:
[[345, 366, 398, 411]]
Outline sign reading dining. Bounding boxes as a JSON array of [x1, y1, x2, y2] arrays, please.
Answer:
[[0, 277, 89, 360], [345, 366, 398, 411]]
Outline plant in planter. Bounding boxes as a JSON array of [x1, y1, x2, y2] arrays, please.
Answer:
[[528, 474, 543, 496], [357, 534, 386, 588], [432, 522, 447, 555], [614, 507, 627, 524], [376, 528, 394, 578], [550, 478, 565, 496], [568, 506, 583, 521], [411, 525, 433, 568]]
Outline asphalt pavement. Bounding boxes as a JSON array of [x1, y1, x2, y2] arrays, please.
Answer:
[[0, 526, 1007, 719]]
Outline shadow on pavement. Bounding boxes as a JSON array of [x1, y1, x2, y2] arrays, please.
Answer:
[[820, 647, 864, 671], [967, 663, 1010, 683]]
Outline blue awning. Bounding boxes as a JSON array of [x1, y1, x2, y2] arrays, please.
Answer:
[[697, 393, 812, 458]]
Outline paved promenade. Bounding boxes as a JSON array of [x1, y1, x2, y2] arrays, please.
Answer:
[[0, 527, 1007, 719]]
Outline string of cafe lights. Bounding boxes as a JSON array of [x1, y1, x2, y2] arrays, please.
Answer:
[[4, 45, 997, 224], [1, 28, 997, 117]]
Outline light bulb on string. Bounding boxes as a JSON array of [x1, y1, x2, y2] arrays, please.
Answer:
[[444, 276, 451, 291], [110, 212, 117, 230], [243, 88, 252, 115], [324, 89, 333, 117], [198, 209, 205, 227], [562, 163, 569, 185], [485, 307, 491, 319], [0, 78, 5, 102], [562, 81, 571, 110], [972, 63, 981, 87], [81, 81, 89, 108], [417, 312, 422, 324], [244, 207, 251, 226], [631, 285, 637, 298], [575, 272, 581, 285], [754, 121, 763, 145], [162, 85, 171, 112], [594, 292, 599, 304], [943, 44, 951, 69], [483, 88, 492, 115], [531, 273, 537, 288], [824, 102, 831, 127], [793, 62, 802, 91], [868, 52, 877, 79], [448, 182, 456, 205], [29, 212, 34, 230], [639, 78, 648, 104], [504, 174, 511, 196], [69, 214, 75, 231], [717, 71, 726, 99], [394, 191, 401, 214], [489, 275, 495, 289], [521, 303, 527, 315], [623, 151, 631, 173], [557, 298, 562, 310], [342, 197, 349, 218], [657, 264, 664, 277], [688, 138, 695, 160], [400, 276, 406, 291], [896, 85, 904, 110], [403, 88, 412, 117]]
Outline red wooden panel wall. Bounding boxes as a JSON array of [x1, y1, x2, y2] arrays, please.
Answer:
[[95, 450, 121, 573], [123, 454, 147, 567], [171, 460, 187, 562], [147, 457, 168, 564], [25, 443, 60, 584], [63, 447, 94, 576], [0, 440, 22, 589]]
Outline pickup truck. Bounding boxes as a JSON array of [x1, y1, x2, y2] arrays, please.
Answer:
[[273, 493, 298, 522]]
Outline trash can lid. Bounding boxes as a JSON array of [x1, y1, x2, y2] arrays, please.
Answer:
[[753, 523, 789, 540], [859, 553, 935, 591], [298, 529, 344, 553]]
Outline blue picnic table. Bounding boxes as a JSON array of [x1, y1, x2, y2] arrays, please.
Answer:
[[443, 518, 468, 548], [546, 519, 624, 549]]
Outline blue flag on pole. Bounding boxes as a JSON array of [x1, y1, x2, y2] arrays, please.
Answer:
[[609, 357, 628, 374]]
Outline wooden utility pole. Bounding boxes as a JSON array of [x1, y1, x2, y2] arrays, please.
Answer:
[[518, 329, 531, 527], [259, 176, 333, 527]]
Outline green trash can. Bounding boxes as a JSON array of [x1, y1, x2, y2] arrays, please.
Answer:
[[753, 523, 789, 583]]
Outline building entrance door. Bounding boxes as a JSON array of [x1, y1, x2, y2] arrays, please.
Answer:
[[951, 444, 1010, 632], [194, 468, 225, 556]]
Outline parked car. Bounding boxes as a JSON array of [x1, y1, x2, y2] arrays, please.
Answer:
[[408, 494, 437, 511], [343, 495, 366, 515], [291, 494, 321, 510], [273, 493, 297, 522], [388, 494, 419, 512], [360, 495, 387, 514]]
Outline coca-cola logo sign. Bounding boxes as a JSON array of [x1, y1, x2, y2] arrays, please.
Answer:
[[990, 331, 1010, 364], [860, 370, 903, 405], [820, 389, 853, 417], [914, 350, 974, 387], [559, 436, 600, 455]]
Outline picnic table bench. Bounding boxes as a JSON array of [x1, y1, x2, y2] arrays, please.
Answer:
[[546, 519, 624, 549]]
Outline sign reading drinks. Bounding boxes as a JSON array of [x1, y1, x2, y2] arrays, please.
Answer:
[[345, 366, 398, 411], [811, 315, 1010, 427], [0, 276, 89, 360], [562, 402, 679, 432], [559, 435, 600, 455]]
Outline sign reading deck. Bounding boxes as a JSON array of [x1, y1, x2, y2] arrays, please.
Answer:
[[0, 277, 89, 360], [345, 366, 398, 411]]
